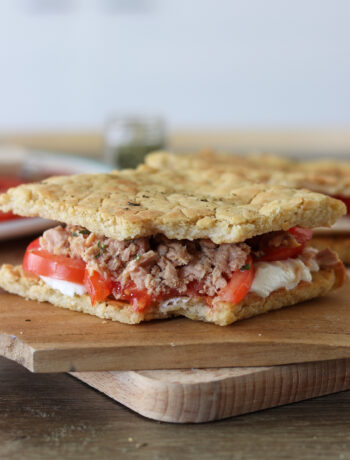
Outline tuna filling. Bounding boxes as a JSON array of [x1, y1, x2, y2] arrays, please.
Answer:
[[39, 225, 327, 303]]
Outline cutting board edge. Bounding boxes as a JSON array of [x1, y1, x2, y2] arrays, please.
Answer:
[[0, 332, 35, 372], [26, 342, 350, 373], [71, 358, 350, 423]]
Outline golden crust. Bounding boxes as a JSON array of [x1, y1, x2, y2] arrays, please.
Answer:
[[0, 264, 344, 326], [309, 236, 350, 264], [0, 166, 345, 244], [146, 151, 350, 198], [146, 150, 295, 172]]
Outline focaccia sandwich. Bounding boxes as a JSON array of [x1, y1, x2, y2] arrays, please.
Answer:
[[0, 166, 346, 326]]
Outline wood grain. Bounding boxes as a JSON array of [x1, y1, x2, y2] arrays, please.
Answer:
[[1, 238, 350, 372], [71, 359, 350, 423], [1, 356, 350, 460]]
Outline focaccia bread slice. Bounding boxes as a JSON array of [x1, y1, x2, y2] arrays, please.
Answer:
[[0, 166, 345, 244], [0, 260, 344, 326], [146, 150, 295, 172], [145, 151, 350, 198]]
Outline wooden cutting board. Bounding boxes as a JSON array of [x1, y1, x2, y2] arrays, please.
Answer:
[[1, 238, 350, 373], [70, 358, 350, 423], [1, 279, 350, 372]]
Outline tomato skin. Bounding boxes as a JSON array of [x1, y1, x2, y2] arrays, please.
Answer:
[[289, 227, 313, 245], [129, 289, 153, 311], [112, 281, 152, 311], [23, 239, 86, 284], [255, 227, 312, 262], [256, 245, 303, 262], [84, 270, 112, 305], [26, 237, 41, 251], [217, 257, 254, 304]]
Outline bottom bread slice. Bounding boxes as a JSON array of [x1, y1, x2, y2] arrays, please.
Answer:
[[309, 236, 350, 265], [0, 263, 345, 326]]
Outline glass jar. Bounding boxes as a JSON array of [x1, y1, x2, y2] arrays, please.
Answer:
[[104, 115, 166, 169]]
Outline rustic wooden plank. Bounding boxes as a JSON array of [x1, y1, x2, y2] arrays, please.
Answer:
[[1, 356, 350, 459], [1, 285, 350, 372], [0, 238, 350, 373], [71, 358, 350, 423]]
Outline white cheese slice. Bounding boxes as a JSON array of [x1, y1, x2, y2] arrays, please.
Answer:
[[160, 296, 190, 312], [40, 276, 87, 297], [249, 258, 313, 298]]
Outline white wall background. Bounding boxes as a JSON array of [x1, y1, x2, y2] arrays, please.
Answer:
[[0, 0, 349, 131]]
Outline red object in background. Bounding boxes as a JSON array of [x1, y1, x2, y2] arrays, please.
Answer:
[[332, 196, 350, 215], [0, 176, 26, 222]]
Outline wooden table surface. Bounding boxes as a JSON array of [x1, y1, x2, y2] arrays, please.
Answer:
[[0, 356, 349, 460]]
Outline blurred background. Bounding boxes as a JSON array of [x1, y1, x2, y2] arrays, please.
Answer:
[[0, 0, 350, 158]]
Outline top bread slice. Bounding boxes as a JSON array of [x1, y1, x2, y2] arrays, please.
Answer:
[[146, 151, 350, 197], [0, 166, 345, 244]]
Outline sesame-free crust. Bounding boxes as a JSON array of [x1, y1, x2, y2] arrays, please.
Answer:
[[0, 166, 345, 244], [0, 264, 344, 326], [146, 151, 350, 198]]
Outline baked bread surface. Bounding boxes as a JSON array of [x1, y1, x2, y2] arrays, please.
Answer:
[[146, 151, 350, 198], [0, 166, 345, 243]]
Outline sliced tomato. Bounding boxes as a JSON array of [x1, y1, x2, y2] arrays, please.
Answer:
[[112, 281, 152, 311], [129, 289, 153, 311], [289, 226, 313, 245], [84, 270, 112, 305], [26, 237, 41, 251], [122, 283, 153, 311], [255, 227, 312, 262], [218, 257, 254, 304], [256, 245, 304, 262], [23, 239, 86, 284]]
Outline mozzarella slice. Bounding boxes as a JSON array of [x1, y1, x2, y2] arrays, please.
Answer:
[[250, 258, 314, 298], [40, 276, 87, 297]]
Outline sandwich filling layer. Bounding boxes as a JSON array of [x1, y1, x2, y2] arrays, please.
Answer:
[[21, 225, 338, 311]]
